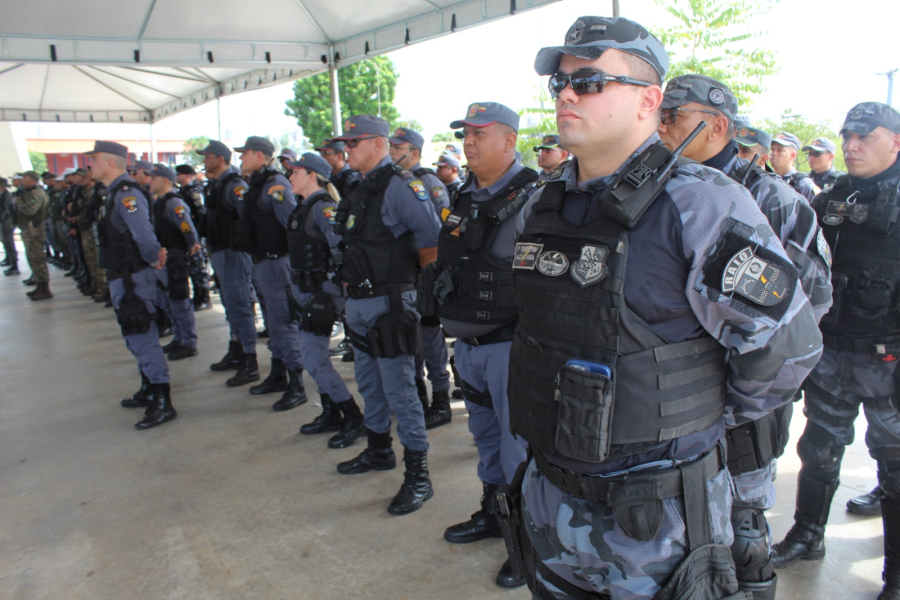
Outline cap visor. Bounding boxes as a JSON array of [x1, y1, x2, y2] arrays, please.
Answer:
[[331, 133, 371, 142], [661, 96, 690, 110], [232, 146, 249, 152], [802, 145, 828, 152], [534, 46, 604, 76], [449, 119, 498, 129], [387, 137, 407, 145]]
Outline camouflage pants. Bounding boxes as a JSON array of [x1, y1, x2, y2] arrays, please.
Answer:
[[21, 223, 48, 283], [81, 232, 106, 292], [522, 455, 734, 600], [0, 218, 15, 262]]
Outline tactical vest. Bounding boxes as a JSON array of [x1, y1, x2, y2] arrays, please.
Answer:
[[180, 183, 205, 216], [508, 159, 727, 467], [413, 167, 437, 179], [97, 180, 150, 276], [287, 192, 333, 292], [243, 167, 289, 257], [435, 168, 538, 325], [153, 192, 189, 252], [205, 171, 242, 253], [334, 163, 418, 292], [783, 171, 812, 195], [816, 174, 900, 339], [334, 167, 360, 199]]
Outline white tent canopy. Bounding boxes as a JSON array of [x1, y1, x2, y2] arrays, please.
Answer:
[[0, 0, 555, 124]]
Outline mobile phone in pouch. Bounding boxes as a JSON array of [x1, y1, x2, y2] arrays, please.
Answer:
[[564, 359, 613, 380]]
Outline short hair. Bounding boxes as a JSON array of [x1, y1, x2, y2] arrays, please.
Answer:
[[621, 53, 661, 87], [111, 155, 126, 170]]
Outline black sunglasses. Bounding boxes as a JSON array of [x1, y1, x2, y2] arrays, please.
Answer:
[[548, 70, 652, 99], [807, 150, 825, 157], [345, 136, 379, 149]]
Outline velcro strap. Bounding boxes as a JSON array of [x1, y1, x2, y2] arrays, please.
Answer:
[[680, 447, 714, 551], [346, 326, 373, 356]]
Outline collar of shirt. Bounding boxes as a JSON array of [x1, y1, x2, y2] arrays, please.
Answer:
[[850, 156, 900, 194], [704, 140, 738, 172], [562, 132, 663, 194], [301, 189, 329, 206], [364, 156, 393, 179], [108, 173, 132, 192], [460, 159, 524, 200]]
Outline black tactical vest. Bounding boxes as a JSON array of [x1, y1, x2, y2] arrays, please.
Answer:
[[435, 168, 538, 325], [334, 163, 419, 290], [334, 167, 360, 199], [815, 174, 900, 338], [288, 193, 333, 291], [153, 192, 189, 252], [205, 171, 242, 253], [783, 171, 812, 195], [97, 180, 150, 276], [508, 179, 727, 467], [243, 167, 289, 256]]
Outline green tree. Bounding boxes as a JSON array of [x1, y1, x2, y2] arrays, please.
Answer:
[[28, 151, 48, 174], [516, 86, 557, 170], [431, 132, 455, 143], [182, 136, 210, 166], [650, 0, 779, 108], [756, 110, 847, 173], [285, 56, 400, 146]]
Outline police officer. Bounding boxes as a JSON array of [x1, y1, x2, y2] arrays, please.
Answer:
[[330, 114, 441, 516], [506, 17, 822, 599], [658, 74, 833, 599], [52, 173, 73, 271], [316, 139, 361, 198], [16, 171, 53, 301], [771, 103, 900, 600], [803, 137, 845, 191], [277, 148, 298, 173], [283, 152, 366, 448], [176, 165, 212, 311], [128, 161, 153, 191], [197, 140, 260, 384], [234, 136, 307, 412], [387, 126, 453, 427], [88, 141, 176, 430], [0, 177, 17, 274], [734, 125, 773, 168], [533, 134, 570, 180], [149, 165, 201, 361], [433, 101, 537, 588], [432, 153, 464, 196], [40, 172, 60, 267], [60, 168, 85, 280], [770, 132, 819, 201]]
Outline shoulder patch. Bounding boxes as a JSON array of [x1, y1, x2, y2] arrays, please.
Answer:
[[121, 196, 138, 213], [234, 186, 246, 200], [440, 207, 452, 222], [268, 185, 285, 196], [409, 180, 428, 201], [180, 221, 191, 233], [431, 186, 446, 200], [272, 192, 284, 203], [322, 206, 336, 225], [174, 206, 186, 219]]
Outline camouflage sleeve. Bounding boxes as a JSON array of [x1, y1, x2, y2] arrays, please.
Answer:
[[672, 164, 823, 427], [15, 189, 42, 216]]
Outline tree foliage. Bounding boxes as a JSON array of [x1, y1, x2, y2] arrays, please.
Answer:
[[182, 136, 210, 166], [756, 111, 847, 173], [431, 132, 456, 143], [285, 56, 401, 146], [516, 87, 558, 170], [28, 151, 48, 174], [650, 0, 778, 108]]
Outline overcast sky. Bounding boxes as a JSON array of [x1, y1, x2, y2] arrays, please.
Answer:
[[14, 0, 900, 146]]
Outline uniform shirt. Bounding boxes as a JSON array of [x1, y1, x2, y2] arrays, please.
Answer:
[[366, 155, 441, 249], [254, 169, 296, 228], [206, 166, 247, 213], [516, 134, 822, 472], [296, 189, 342, 253], [106, 173, 161, 267], [782, 170, 818, 202], [15, 185, 48, 226], [810, 167, 844, 191], [441, 158, 537, 339], [410, 162, 449, 217], [157, 194, 200, 249]]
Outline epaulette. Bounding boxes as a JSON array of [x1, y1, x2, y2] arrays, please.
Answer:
[[391, 164, 414, 180]]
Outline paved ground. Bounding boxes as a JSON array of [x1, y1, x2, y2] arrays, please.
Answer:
[[0, 243, 887, 599]]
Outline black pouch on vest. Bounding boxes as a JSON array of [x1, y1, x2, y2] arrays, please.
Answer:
[[821, 271, 846, 325], [554, 365, 615, 463], [463, 217, 486, 252], [368, 310, 422, 358], [116, 291, 155, 335], [303, 292, 339, 337], [609, 478, 665, 542], [166, 253, 190, 301], [849, 272, 896, 322]]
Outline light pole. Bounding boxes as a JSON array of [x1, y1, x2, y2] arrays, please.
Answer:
[[877, 68, 897, 106], [369, 59, 382, 118]]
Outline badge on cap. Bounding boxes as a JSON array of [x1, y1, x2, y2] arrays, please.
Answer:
[[409, 180, 428, 201], [571, 245, 609, 287], [467, 104, 487, 118], [344, 119, 356, 130], [708, 89, 725, 105], [738, 127, 749, 137], [721, 247, 787, 306], [513, 243, 543, 270], [849, 107, 866, 120], [537, 251, 569, 277], [566, 19, 585, 44]]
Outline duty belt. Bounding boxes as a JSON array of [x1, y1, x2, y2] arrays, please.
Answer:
[[459, 322, 516, 347], [345, 282, 415, 300], [822, 332, 900, 356], [251, 251, 288, 264], [534, 446, 723, 504]]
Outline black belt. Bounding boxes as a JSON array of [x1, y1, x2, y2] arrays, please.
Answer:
[[345, 282, 415, 300], [459, 322, 516, 347], [534, 446, 723, 504], [822, 332, 900, 355], [251, 251, 288, 264]]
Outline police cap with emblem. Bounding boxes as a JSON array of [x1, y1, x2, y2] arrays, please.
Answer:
[[234, 136, 275, 157], [771, 132, 801, 151], [662, 74, 738, 122], [85, 140, 129, 159], [315, 139, 346, 153], [534, 16, 668, 81], [278, 148, 298, 162], [534, 134, 564, 151], [175, 164, 196, 176], [433, 153, 461, 168], [195, 140, 233, 162], [841, 102, 900, 135], [284, 153, 333, 179], [802, 137, 837, 154], [150, 165, 177, 182], [130, 160, 153, 173], [450, 102, 519, 132], [331, 115, 391, 141], [388, 127, 425, 150], [735, 126, 772, 151]]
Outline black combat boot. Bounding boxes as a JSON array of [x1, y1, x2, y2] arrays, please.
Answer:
[[272, 368, 307, 411], [0, 257, 9, 267], [226, 353, 261, 387], [248, 358, 287, 393], [134, 382, 177, 430], [162, 340, 181, 353], [157, 312, 173, 338], [424, 389, 452, 430], [881, 497, 900, 600], [300, 394, 341, 434], [496, 559, 527, 588], [121, 371, 152, 408], [387, 447, 434, 515], [4, 263, 19, 276], [337, 429, 396, 474], [415, 377, 429, 410], [771, 469, 837, 568], [444, 481, 503, 543], [167, 345, 198, 361], [210, 341, 243, 372], [849, 484, 885, 517], [328, 397, 366, 449], [22, 275, 35, 285]]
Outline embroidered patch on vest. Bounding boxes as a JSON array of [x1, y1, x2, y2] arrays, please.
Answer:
[[409, 180, 428, 201], [322, 206, 336, 225], [537, 250, 569, 276], [570, 245, 608, 287], [513, 243, 543, 270], [721, 246, 787, 306]]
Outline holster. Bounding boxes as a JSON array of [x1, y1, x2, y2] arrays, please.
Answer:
[[417, 263, 438, 319], [367, 310, 422, 358], [459, 377, 493, 408], [725, 403, 793, 477], [494, 458, 531, 588], [166, 252, 190, 301], [116, 290, 155, 336], [302, 292, 339, 337]]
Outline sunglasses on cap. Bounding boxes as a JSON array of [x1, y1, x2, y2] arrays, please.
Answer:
[[345, 136, 380, 149], [548, 70, 651, 99]]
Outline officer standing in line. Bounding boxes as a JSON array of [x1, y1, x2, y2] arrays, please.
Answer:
[[330, 114, 441, 516], [533, 134, 570, 180], [432, 153, 465, 196], [175, 164, 212, 311], [387, 126, 453, 427], [734, 126, 773, 168], [278, 148, 298, 173], [234, 136, 308, 412], [316, 139, 361, 198], [128, 161, 153, 191], [75, 168, 109, 301], [283, 152, 366, 448], [53, 173, 73, 271], [0, 177, 17, 274], [88, 141, 176, 430], [770, 132, 819, 201], [149, 165, 201, 361], [803, 137, 845, 191], [41, 172, 60, 266], [506, 17, 822, 599], [196, 140, 260, 383], [16, 171, 53, 301], [771, 103, 900, 600], [60, 168, 85, 279], [658, 74, 833, 600], [444, 142, 463, 160], [433, 101, 537, 588]]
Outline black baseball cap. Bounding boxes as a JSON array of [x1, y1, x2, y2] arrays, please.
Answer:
[[842, 102, 900, 136], [234, 136, 275, 157], [175, 165, 196, 176], [196, 140, 233, 161], [85, 140, 129, 159], [534, 134, 563, 151]]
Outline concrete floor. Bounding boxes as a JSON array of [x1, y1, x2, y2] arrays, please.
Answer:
[[0, 243, 888, 599]]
